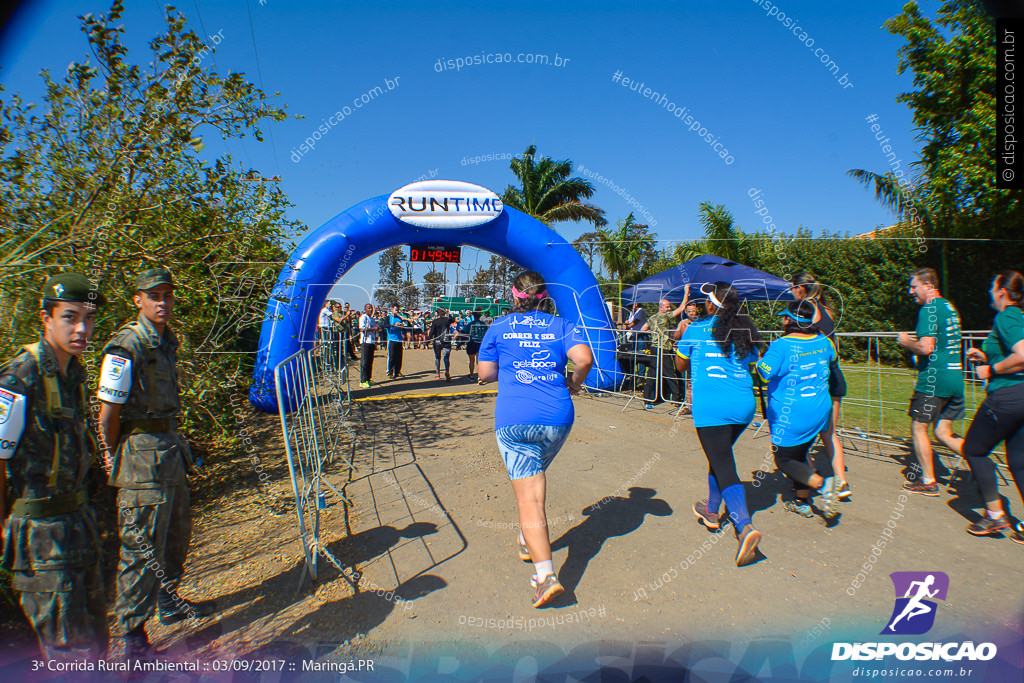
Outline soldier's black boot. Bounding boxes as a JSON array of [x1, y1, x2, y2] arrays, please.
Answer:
[[158, 586, 216, 624], [124, 624, 157, 661]]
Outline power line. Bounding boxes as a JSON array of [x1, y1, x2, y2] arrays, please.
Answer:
[[187, 0, 254, 168], [244, 0, 282, 175]]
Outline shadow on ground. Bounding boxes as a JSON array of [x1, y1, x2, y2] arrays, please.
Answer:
[[550, 487, 672, 607]]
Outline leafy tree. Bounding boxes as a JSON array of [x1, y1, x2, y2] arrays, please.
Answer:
[[502, 145, 607, 229], [0, 1, 295, 454], [376, 246, 405, 307], [459, 267, 494, 299], [881, 0, 1020, 237], [849, 0, 1023, 327], [572, 231, 604, 274], [421, 269, 446, 302]]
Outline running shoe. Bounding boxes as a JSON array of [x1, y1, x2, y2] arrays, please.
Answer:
[[903, 481, 939, 496], [478, 380, 486, 386], [518, 542, 532, 562], [966, 515, 1011, 536], [644, 403, 654, 411], [530, 574, 564, 608], [837, 480, 852, 500], [435, 373, 441, 379], [784, 500, 814, 518], [359, 382, 370, 388], [1011, 522, 1024, 545], [817, 477, 840, 520], [735, 524, 762, 567], [692, 499, 721, 530]]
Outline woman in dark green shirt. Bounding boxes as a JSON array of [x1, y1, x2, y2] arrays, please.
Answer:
[[962, 270, 1024, 544]]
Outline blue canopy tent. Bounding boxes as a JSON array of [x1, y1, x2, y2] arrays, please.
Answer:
[[620, 255, 795, 305]]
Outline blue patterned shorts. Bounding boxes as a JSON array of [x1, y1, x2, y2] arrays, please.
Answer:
[[495, 424, 573, 480]]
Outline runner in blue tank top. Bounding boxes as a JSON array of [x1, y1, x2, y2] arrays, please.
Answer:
[[477, 271, 593, 608], [756, 300, 841, 521], [675, 282, 764, 566]]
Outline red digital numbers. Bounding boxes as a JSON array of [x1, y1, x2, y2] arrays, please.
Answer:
[[410, 246, 460, 263]]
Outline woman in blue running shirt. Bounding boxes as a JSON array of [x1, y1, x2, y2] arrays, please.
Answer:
[[757, 300, 841, 521], [675, 282, 765, 566], [477, 271, 593, 608]]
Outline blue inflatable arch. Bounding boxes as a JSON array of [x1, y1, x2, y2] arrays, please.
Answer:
[[250, 193, 622, 412]]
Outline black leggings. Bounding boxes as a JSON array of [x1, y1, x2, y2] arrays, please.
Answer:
[[695, 423, 747, 489], [773, 440, 835, 495], [963, 383, 1024, 507]]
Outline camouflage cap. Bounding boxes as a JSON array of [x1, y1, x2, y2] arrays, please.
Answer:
[[136, 267, 174, 291], [41, 272, 107, 306]]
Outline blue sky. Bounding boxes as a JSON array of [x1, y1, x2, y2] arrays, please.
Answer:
[[1, 0, 927, 305]]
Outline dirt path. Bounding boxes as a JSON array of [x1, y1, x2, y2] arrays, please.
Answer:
[[6, 344, 1019, 680]]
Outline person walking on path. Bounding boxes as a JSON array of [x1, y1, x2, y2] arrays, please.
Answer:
[[464, 310, 489, 381], [676, 282, 765, 566], [428, 309, 456, 381], [960, 270, 1024, 543], [791, 272, 851, 500], [477, 270, 593, 607], [757, 300, 840, 521], [896, 267, 966, 495]]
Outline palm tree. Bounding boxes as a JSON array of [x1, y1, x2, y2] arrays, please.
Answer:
[[502, 145, 607, 228], [597, 212, 656, 322], [845, 168, 945, 287], [676, 202, 748, 262]]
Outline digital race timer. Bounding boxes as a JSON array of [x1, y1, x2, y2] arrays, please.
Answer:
[[409, 245, 461, 263]]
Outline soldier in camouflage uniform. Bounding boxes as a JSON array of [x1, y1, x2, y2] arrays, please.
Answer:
[[0, 273, 108, 662], [96, 267, 213, 658]]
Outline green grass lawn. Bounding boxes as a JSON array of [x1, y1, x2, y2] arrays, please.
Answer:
[[835, 361, 987, 442]]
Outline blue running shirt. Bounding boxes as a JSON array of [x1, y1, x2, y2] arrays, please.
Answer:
[[478, 312, 588, 428], [675, 317, 757, 428], [756, 333, 836, 446], [387, 314, 404, 342]]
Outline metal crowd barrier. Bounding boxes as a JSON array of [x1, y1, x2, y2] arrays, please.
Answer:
[[577, 324, 691, 416], [577, 322, 1008, 479], [274, 333, 354, 584]]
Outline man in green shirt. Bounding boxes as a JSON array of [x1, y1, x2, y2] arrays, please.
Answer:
[[897, 267, 965, 495]]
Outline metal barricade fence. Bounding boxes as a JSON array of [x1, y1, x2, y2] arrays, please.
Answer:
[[274, 334, 354, 584], [575, 323, 692, 416], [575, 323, 1008, 477]]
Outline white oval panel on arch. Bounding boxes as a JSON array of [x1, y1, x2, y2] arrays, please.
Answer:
[[387, 179, 503, 229]]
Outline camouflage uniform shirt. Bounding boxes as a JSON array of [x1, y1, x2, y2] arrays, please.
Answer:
[[0, 339, 101, 584], [99, 314, 189, 489]]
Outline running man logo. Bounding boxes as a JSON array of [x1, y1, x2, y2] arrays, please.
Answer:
[[881, 571, 949, 635]]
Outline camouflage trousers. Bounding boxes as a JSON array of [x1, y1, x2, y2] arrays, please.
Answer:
[[18, 562, 109, 661], [114, 485, 192, 632]]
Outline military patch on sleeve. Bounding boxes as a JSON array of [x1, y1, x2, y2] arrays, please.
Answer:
[[0, 387, 26, 459], [97, 354, 132, 404]]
